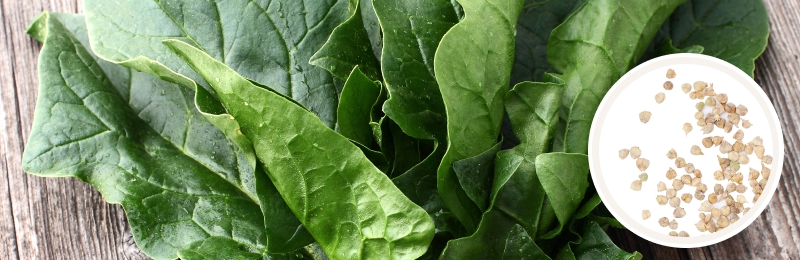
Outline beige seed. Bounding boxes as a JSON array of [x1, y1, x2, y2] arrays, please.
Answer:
[[724, 169, 734, 180], [695, 102, 705, 111], [733, 130, 744, 141], [657, 181, 667, 192], [702, 137, 713, 148], [713, 103, 725, 115], [659, 217, 669, 227], [736, 184, 747, 193], [694, 169, 703, 178], [733, 141, 744, 153], [681, 83, 692, 93], [664, 81, 675, 90], [728, 113, 740, 126], [712, 136, 723, 146], [752, 137, 764, 146], [697, 183, 708, 193], [709, 193, 718, 203], [699, 212, 706, 220], [718, 216, 730, 228], [717, 93, 729, 103], [642, 209, 651, 220], [694, 81, 708, 91], [636, 158, 650, 172], [656, 92, 666, 104], [711, 208, 721, 218], [657, 195, 668, 205], [695, 221, 708, 232], [679, 231, 689, 237], [702, 123, 715, 134], [705, 113, 719, 123], [706, 86, 717, 96], [737, 195, 747, 204], [675, 157, 687, 168], [714, 170, 724, 180], [694, 90, 704, 99], [728, 151, 739, 161], [699, 201, 713, 212], [736, 104, 748, 116], [745, 144, 754, 155], [689, 91, 697, 100], [631, 180, 642, 191], [673, 179, 684, 191], [754, 194, 761, 203], [619, 149, 630, 159], [707, 221, 718, 233], [667, 148, 678, 159], [681, 175, 692, 184], [690, 145, 704, 155], [669, 219, 679, 230], [667, 189, 677, 199], [666, 167, 677, 180], [685, 163, 695, 174], [697, 118, 707, 127], [695, 110, 704, 119], [666, 69, 676, 78], [740, 154, 750, 165], [630, 146, 642, 159], [742, 119, 753, 129], [763, 155, 773, 164], [669, 231, 678, 236], [674, 207, 687, 218], [722, 206, 731, 216], [681, 193, 693, 203], [715, 118, 726, 128], [669, 197, 681, 208], [725, 195, 735, 206], [692, 177, 702, 187], [720, 141, 733, 154], [683, 123, 692, 135], [726, 183, 737, 193], [731, 171, 743, 184], [724, 122, 733, 133], [727, 102, 737, 114], [714, 184, 724, 195], [749, 168, 761, 180], [695, 189, 706, 200], [730, 213, 740, 223], [639, 111, 652, 124], [705, 97, 716, 107], [754, 145, 765, 159], [762, 164, 771, 179]]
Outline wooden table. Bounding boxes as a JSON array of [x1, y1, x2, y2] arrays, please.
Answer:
[[2, 0, 799, 259]]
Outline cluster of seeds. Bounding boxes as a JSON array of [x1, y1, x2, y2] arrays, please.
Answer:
[[625, 68, 773, 237]]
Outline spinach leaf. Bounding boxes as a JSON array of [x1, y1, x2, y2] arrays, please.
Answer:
[[503, 225, 549, 259], [24, 12, 312, 258], [84, 0, 349, 127], [453, 141, 503, 211], [439, 81, 563, 259], [652, 0, 769, 77], [338, 67, 382, 147], [310, 1, 380, 80], [511, 0, 585, 84], [557, 221, 643, 260], [535, 152, 590, 238], [434, 0, 526, 232], [550, 0, 686, 154], [166, 40, 435, 260]]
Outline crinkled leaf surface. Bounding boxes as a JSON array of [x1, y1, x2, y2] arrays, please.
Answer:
[[84, 0, 348, 127], [310, 1, 380, 80], [166, 40, 435, 260], [535, 152, 590, 238], [440, 81, 563, 259], [511, 0, 585, 84], [652, 0, 769, 77], [550, 0, 685, 154], [434, 0, 525, 232], [23, 12, 313, 259]]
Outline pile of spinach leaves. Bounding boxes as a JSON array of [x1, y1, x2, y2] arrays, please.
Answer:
[[22, 0, 767, 259]]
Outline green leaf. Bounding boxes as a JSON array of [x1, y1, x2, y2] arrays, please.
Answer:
[[166, 40, 435, 260], [535, 153, 590, 238], [84, 0, 349, 127], [550, 0, 685, 154], [23, 12, 311, 259], [434, 0, 526, 232], [502, 225, 549, 259], [655, 39, 704, 55], [440, 81, 563, 260], [511, 0, 585, 84], [310, 1, 380, 80], [338, 67, 382, 147], [653, 0, 769, 77], [570, 221, 642, 260], [453, 141, 503, 211]]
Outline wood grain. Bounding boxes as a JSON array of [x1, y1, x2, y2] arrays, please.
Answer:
[[0, 0, 798, 259]]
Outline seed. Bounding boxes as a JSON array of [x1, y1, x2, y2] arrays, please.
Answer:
[[636, 158, 650, 172], [674, 207, 687, 218], [728, 113, 740, 126], [737, 195, 747, 204], [681, 175, 692, 184], [705, 97, 716, 107], [722, 206, 731, 216], [699, 201, 713, 212], [707, 221, 718, 233], [718, 216, 730, 228], [759, 177, 768, 188], [639, 111, 652, 123], [753, 184, 763, 195], [631, 180, 642, 191], [666, 69, 676, 78], [711, 208, 721, 218], [725, 195, 735, 206], [745, 144, 754, 155], [713, 103, 725, 115], [736, 104, 748, 116], [730, 213, 740, 223], [712, 136, 723, 146], [693, 81, 708, 91], [669, 219, 679, 230], [702, 137, 713, 148], [714, 170, 724, 180], [709, 194, 718, 203], [717, 93, 728, 104], [657, 195, 669, 205], [685, 163, 695, 174], [681, 83, 692, 93], [726, 183, 737, 193], [659, 217, 670, 227], [697, 118, 707, 126], [670, 197, 681, 208], [702, 122, 714, 134], [731, 161, 741, 172], [724, 169, 734, 180], [669, 231, 678, 236], [731, 171, 743, 183], [762, 164, 771, 179], [667, 149, 677, 159], [655, 92, 666, 104], [690, 145, 704, 155], [728, 151, 739, 161], [720, 141, 733, 153], [672, 179, 684, 190], [694, 90, 704, 100], [689, 91, 697, 100], [694, 169, 703, 178], [754, 194, 761, 202], [619, 149, 630, 159], [695, 110, 704, 119], [667, 189, 677, 199], [692, 177, 702, 187], [683, 123, 692, 135], [696, 221, 708, 232], [763, 155, 773, 164], [714, 184, 724, 195], [726, 102, 737, 114], [724, 122, 733, 133], [749, 168, 760, 180], [740, 154, 750, 164], [742, 119, 753, 129], [639, 173, 649, 182], [695, 102, 705, 111], [754, 145, 765, 159], [714, 117, 726, 128], [658, 181, 667, 192], [666, 167, 677, 179], [751, 137, 764, 146], [664, 81, 675, 90], [706, 86, 717, 96], [695, 190, 706, 200], [705, 112, 719, 123], [736, 184, 747, 193], [730, 129, 744, 141], [675, 157, 687, 168], [642, 209, 651, 220], [679, 231, 689, 237], [630, 146, 642, 159], [681, 193, 693, 203]]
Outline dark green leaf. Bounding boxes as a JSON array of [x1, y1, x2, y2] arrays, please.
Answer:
[[84, 0, 349, 127], [653, 0, 769, 77], [502, 225, 549, 259], [166, 40, 435, 260], [535, 153, 590, 238], [550, 0, 685, 154], [570, 221, 642, 260], [23, 12, 310, 258], [453, 141, 503, 211], [434, 0, 526, 232], [310, 1, 380, 80], [338, 67, 382, 147]]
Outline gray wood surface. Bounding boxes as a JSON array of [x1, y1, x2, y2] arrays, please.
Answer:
[[0, 0, 798, 259]]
